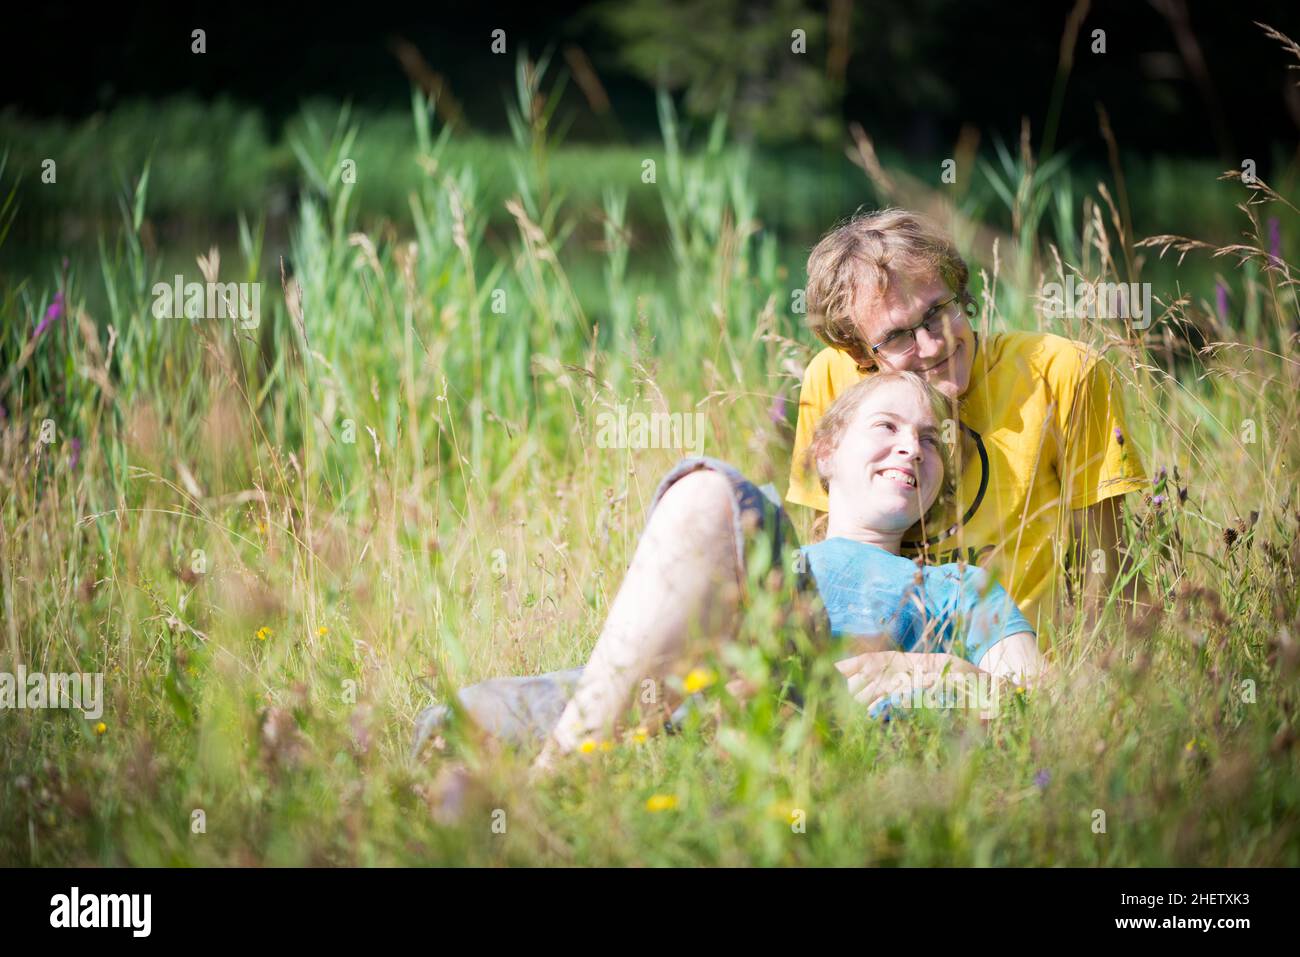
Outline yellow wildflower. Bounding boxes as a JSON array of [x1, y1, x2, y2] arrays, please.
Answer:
[[94, 722, 107, 735], [579, 738, 598, 755], [645, 794, 678, 812], [317, 626, 329, 637], [683, 667, 716, 695], [631, 726, 649, 745], [768, 800, 797, 822], [255, 626, 272, 641]]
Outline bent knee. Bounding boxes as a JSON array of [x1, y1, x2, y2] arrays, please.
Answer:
[[656, 469, 736, 529]]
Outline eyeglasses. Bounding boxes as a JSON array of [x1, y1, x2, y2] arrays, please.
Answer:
[[868, 294, 966, 359]]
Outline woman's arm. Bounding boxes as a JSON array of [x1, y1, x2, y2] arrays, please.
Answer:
[[834, 650, 982, 705], [835, 632, 1048, 715], [975, 631, 1048, 687]]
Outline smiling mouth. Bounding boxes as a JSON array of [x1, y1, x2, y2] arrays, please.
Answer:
[[921, 346, 958, 373], [878, 467, 917, 488]]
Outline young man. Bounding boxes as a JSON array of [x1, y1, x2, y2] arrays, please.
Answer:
[[788, 207, 1147, 633]]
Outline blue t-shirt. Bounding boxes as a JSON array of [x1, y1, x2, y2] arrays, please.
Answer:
[[800, 536, 1034, 668]]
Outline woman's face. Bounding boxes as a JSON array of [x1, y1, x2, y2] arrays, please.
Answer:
[[820, 379, 945, 533]]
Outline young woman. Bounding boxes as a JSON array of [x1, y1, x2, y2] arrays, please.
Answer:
[[414, 371, 1048, 766]]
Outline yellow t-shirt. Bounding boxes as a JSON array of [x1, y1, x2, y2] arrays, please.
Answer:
[[787, 331, 1147, 634]]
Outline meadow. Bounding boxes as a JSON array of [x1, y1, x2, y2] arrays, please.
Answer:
[[1, 45, 1298, 866]]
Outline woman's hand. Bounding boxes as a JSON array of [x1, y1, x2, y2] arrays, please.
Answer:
[[834, 650, 981, 708]]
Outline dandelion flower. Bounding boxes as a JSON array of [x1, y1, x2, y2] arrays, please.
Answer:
[[645, 794, 677, 812], [255, 626, 272, 642], [94, 722, 107, 735], [683, 667, 716, 695], [317, 626, 329, 636], [579, 738, 598, 755], [599, 740, 613, 752], [631, 727, 649, 745]]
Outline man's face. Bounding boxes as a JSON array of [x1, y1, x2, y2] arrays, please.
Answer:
[[820, 379, 945, 533], [852, 273, 976, 401]]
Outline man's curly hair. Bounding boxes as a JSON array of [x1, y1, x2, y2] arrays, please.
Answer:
[[805, 208, 973, 370]]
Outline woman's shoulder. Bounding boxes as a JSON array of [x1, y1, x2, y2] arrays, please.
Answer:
[[922, 560, 997, 595], [802, 538, 916, 574]]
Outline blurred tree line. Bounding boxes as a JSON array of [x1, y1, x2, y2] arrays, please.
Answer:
[[3, 0, 1298, 160]]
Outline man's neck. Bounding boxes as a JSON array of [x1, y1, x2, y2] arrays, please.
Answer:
[[958, 331, 982, 405]]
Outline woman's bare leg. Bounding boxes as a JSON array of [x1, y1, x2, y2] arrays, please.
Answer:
[[533, 470, 743, 767]]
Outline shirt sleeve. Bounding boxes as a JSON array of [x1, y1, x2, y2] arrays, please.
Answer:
[[1053, 343, 1148, 511], [949, 568, 1035, 667], [786, 349, 836, 511]]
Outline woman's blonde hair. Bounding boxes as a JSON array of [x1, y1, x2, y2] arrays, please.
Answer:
[[805, 370, 958, 529], [805, 208, 973, 370]]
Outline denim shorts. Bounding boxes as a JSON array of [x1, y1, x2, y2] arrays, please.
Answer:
[[412, 457, 833, 755]]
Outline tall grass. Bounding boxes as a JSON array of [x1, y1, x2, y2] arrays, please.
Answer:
[[1, 35, 1298, 865]]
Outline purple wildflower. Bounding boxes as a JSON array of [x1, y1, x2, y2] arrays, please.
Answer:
[[768, 392, 787, 425], [1215, 281, 1229, 322], [1034, 769, 1051, 790], [1113, 427, 1124, 447], [1152, 494, 1164, 507], [68, 437, 81, 471], [33, 292, 65, 341]]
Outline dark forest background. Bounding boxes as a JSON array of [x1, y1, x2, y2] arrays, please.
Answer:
[[5, 0, 1298, 159]]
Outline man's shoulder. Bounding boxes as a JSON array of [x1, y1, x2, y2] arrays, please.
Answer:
[[991, 329, 1096, 364], [799, 347, 863, 411], [805, 345, 859, 381], [987, 329, 1102, 384]]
